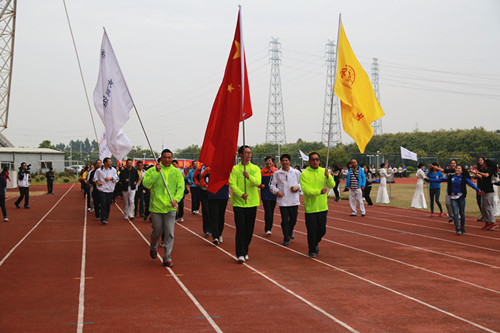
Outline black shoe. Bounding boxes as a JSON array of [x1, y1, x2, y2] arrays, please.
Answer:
[[315, 246, 319, 254], [309, 252, 317, 258], [150, 249, 157, 259], [24, 206, 30, 209], [213, 238, 219, 245], [448, 218, 453, 223], [283, 241, 290, 246], [101, 220, 108, 225], [290, 233, 295, 240], [163, 260, 173, 267], [15, 203, 20, 209], [361, 214, 365, 217]]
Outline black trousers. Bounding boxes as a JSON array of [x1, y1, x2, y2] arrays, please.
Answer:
[[92, 188, 101, 219], [134, 187, 145, 216], [200, 190, 210, 234], [47, 180, 53, 194], [333, 176, 340, 199], [364, 186, 373, 206], [208, 198, 228, 239], [280, 206, 298, 242], [15, 187, 29, 207], [176, 196, 185, 219], [190, 187, 200, 212], [233, 206, 257, 257], [99, 191, 113, 222], [262, 199, 276, 232], [0, 189, 6, 218], [305, 211, 327, 255]]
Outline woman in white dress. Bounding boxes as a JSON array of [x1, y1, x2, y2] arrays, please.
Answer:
[[376, 163, 392, 204], [411, 163, 428, 209]]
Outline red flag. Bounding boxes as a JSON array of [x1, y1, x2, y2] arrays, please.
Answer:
[[199, 8, 252, 194]]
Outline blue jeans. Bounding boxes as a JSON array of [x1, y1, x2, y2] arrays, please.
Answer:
[[429, 188, 443, 213], [451, 196, 466, 232]]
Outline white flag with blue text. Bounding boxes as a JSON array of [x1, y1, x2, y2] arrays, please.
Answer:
[[400, 146, 418, 161], [93, 29, 133, 161]]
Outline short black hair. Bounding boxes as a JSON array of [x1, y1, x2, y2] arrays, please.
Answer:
[[126, 158, 133, 163], [379, 163, 385, 168], [103, 157, 111, 164], [418, 163, 425, 168], [161, 149, 173, 156], [136, 161, 143, 166], [308, 152, 319, 159], [280, 154, 291, 162], [172, 160, 178, 164], [265, 156, 274, 162], [238, 145, 251, 155]]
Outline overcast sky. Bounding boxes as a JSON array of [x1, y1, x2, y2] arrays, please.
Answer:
[[5, 0, 500, 153]]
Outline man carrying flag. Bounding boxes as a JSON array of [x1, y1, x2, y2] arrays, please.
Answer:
[[198, 8, 255, 264], [334, 19, 385, 154]]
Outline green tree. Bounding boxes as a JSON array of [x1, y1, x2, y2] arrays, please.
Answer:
[[38, 140, 55, 149]]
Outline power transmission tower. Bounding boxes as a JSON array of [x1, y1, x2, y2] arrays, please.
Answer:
[[265, 37, 286, 145], [371, 57, 383, 135], [321, 40, 341, 147]]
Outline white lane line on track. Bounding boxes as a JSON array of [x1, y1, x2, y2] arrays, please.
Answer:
[[330, 201, 500, 240], [114, 205, 223, 333], [255, 206, 500, 268], [255, 215, 500, 294], [327, 214, 500, 253], [176, 222, 359, 333], [0, 184, 75, 267], [77, 195, 88, 333], [221, 210, 497, 333]]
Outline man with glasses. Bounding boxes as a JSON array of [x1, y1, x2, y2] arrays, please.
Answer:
[[299, 152, 335, 258]]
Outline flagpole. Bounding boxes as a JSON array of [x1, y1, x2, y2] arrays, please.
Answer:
[[62, 0, 99, 147], [239, 6, 248, 202], [101, 28, 174, 205], [324, 13, 342, 187]]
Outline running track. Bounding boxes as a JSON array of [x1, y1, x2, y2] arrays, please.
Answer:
[[0, 184, 498, 332]]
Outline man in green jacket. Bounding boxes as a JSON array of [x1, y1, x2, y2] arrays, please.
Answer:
[[299, 152, 335, 258], [142, 149, 185, 267], [229, 145, 262, 264]]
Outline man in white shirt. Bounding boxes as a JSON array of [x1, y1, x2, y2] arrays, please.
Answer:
[[15, 162, 30, 209], [94, 157, 119, 224], [269, 154, 301, 246]]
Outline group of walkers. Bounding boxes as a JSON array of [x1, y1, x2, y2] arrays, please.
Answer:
[[411, 158, 499, 235], [4, 151, 499, 267]]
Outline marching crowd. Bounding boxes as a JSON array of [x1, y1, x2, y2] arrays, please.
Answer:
[[4, 149, 499, 267]]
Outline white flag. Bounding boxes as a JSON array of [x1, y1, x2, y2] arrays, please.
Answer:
[[93, 29, 133, 161], [400, 146, 418, 161], [99, 131, 111, 161], [299, 150, 309, 162]]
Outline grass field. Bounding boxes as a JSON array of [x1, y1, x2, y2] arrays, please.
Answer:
[[336, 181, 499, 218]]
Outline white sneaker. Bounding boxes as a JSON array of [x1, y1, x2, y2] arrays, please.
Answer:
[[4, 217, 9, 222], [219, 236, 223, 243], [244, 255, 249, 260], [179, 217, 184, 222], [237, 256, 245, 264], [124, 216, 129, 220], [266, 230, 272, 236]]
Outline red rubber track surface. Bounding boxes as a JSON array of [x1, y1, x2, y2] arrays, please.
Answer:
[[0, 184, 498, 332]]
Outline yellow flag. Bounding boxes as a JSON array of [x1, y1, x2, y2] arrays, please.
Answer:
[[334, 21, 384, 153]]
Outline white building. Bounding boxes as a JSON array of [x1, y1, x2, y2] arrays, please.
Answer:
[[0, 147, 65, 174]]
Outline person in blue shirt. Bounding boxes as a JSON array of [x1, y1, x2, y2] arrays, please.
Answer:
[[187, 160, 200, 214], [426, 162, 444, 217], [428, 165, 483, 235], [345, 159, 367, 216]]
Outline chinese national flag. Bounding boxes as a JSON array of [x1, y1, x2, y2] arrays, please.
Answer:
[[334, 20, 384, 153], [199, 8, 252, 194]]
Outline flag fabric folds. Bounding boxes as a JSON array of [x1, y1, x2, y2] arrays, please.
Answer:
[[400, 146, 418, 161], [299, 150, 309, 162], [199, 9, 253, 194], [93, 29, 133, 161], [334, 21, 384, 154]]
